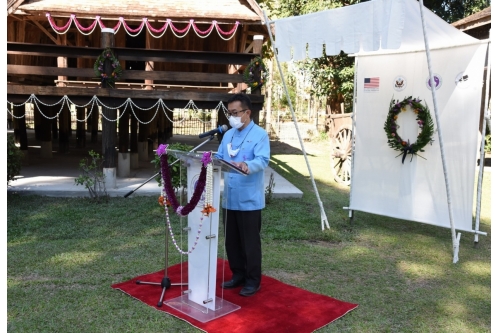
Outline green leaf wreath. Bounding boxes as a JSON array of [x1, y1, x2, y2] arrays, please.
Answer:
[[94, 48, 122, 88], [243, 56, 268, 91], [384, 96, 435, 163]]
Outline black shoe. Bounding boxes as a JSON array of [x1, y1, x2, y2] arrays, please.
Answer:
[[239, 285, 261, 297], [221, 278, 245, 289]]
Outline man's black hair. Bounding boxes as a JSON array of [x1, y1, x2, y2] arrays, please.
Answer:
[[227, 93, 252, 111]]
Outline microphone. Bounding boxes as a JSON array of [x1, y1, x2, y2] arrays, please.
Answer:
[[198, 125, 228, 139]]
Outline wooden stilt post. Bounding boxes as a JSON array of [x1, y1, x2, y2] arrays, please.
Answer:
[[50, 105, 58, 140], [130, 111, 139, 169], [117, 106, 130, 177], [138, 114, 149, 162], [101, 28, 117, 188], [13, 104, 29, 163], [146, 33, 158, 154], [33, 103, 42, 141], [90, 106, 99, 143], [57, 26, 69, 154], [58, 99, 70, 154], [76, 106, 86, 148], [40, 105, 53, 158], [75, 33, 87, 149]]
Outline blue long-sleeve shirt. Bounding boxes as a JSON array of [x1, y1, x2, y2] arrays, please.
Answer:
[[215, 121, 270, 211]]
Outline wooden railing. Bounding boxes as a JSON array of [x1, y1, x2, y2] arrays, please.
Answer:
[[7, 42, 264, 107]]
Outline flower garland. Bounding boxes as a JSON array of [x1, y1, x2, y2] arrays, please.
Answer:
[[45, 13, 239, 40], [243, 57, 268, 91], [157, 144, 211, 216], [94, 48, 123, 88], [384, 96, 435, 164], [201, 162, 216, 216], [161, 176, 205, 255], [156, 144, 216, 255]]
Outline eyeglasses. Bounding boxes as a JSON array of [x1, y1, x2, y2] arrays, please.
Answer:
[[228, 109, 248, 117]]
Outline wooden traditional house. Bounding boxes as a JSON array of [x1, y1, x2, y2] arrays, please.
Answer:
[[7, 0, 269, 182], [451, 6, 491, 40]]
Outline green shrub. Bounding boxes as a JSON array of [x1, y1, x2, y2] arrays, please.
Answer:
[[74, 150, 108, 201], [7, 135, 23, 185]]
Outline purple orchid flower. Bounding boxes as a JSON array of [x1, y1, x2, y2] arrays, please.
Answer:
[[156, 143, 168, 156], [201, 151, 212, 167]]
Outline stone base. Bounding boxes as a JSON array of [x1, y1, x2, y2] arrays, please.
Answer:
[[117, 152, 130, 178], [103, 168, 116, 189], [40, 141, 53, 158], [138, 142, 149, 162], [130, 152, 139, 169]]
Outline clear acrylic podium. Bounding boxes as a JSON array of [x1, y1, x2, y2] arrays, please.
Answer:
[[163, 149, 244, 323]]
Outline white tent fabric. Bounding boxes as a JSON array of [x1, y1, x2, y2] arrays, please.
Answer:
[[274, 0, 479, 61], [350, 43, 487, 232], [270, 0, 487, 237]]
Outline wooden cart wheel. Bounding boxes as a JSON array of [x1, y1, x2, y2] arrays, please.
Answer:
[[330, 125, 352, 186]]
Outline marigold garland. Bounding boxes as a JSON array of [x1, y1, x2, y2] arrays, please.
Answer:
[[243, 56, 268, 91], [384, 96, 435, 163], [158, 195, 171, 207], [94, 48, 122, 88]]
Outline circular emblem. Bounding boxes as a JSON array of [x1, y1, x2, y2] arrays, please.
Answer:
[[393, 76, 407, 92], [455, 71, 470, 89], [426, 74, 443, 90]]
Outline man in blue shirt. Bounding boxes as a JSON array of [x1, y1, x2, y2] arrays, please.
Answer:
[[215, 93, 270, 297]]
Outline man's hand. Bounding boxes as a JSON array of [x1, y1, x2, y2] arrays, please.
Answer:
[[231, 161, 249, 174]]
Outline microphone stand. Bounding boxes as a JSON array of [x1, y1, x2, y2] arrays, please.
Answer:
[[133, 134, 218, 307]]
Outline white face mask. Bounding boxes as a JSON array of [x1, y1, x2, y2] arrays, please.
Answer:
[[229, 116, 244, 129]]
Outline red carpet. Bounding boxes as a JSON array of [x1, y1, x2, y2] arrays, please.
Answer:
[[112, 259, 358, 333]]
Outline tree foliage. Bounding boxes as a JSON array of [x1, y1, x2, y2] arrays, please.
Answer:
[[423, 0, 490, 23]]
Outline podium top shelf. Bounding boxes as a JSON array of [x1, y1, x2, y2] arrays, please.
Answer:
[[166, 149, 248, 175]]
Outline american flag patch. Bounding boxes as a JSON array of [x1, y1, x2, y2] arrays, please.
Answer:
[[364, 77, 380, 92]]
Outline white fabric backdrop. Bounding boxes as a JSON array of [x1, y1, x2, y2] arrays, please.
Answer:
[[350, 43, 487, 232], [273, 0, 478, 62], [274, 0, 405, 61]]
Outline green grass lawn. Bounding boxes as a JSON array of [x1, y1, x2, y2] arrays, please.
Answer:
[[7, 140, 491, 332]]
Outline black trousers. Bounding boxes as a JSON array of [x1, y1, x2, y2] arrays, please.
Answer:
[[222, 209, 262, 288]]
